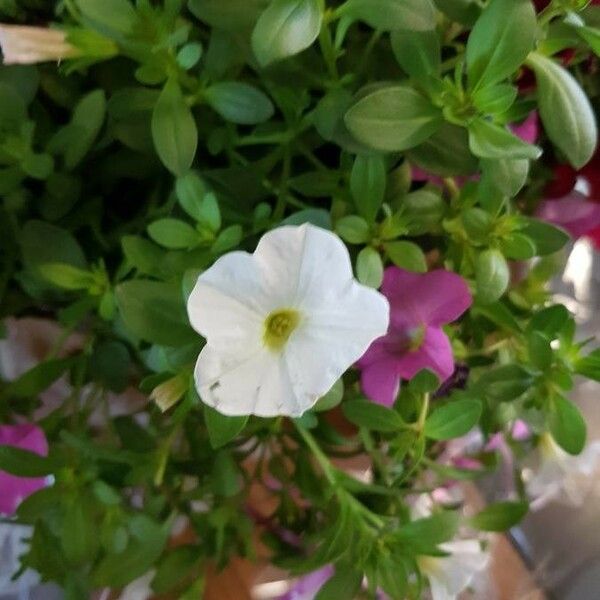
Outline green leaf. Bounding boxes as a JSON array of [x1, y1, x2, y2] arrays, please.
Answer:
[[122, 236, 166, 277], [391, 29, 440, 84], [350, 154, 386, 223], [499, 233, 537, 260], [204, 82, 274, 125], [147, 218, 200, 249], [342, 399, 404, 431], [519, 217, 570, 256], [356, 246, 383, 288], [177, 42, 203, 70], [40, 263, 94, 290], [341, 0, 437, 31], [395, 511, 460, 553], [466, 0, 536, 90], [475, 249, 510, 305], [478, 364, 533, 402], [528, 330, 553, 371], [528, 304, 570, 338], [152, 78, 198, 176], [2, 357, 73, 399], [176, 171, 207, 221], [314, 378, 344, 411], [335, 215, 370, 244], [115, 280, 197, 346], [204, 405, 248, 449], [402, 188, 446, 235], [21, 220, 87, 270], [409, 369, 440, 394], [472, 83, 518, 115], [575, 349, 600, 382], [473, 301, 522, 333], [65, 90, 106, 169], [468, 118, 541, 160], [345, 86, 442, 152], [314, 568, 361, 600], [61, 495, 98, 565], [0, 446, 55, 477], [384, 241, 427, 272], [211, 224, 242, 254], [481, 157, 529, 198], [188, 0, 268, 31], [550, 395, 586, 455], [527, 52, 597, 169], [152, 546, 202, 594], [90, 341, 131, 392], [470, 501, 528, 532], [75, 0, 139, 36], [424, 399, 482, 440], [407, 123, 478, 177], [251, 0, 322, 66]]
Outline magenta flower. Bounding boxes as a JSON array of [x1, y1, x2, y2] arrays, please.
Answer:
[[509, 111, 539, 145], [0, 424, 48, 515], [358, 268, 472, 407], [277, 565, 334, 600], [536, 192, 600, 239]]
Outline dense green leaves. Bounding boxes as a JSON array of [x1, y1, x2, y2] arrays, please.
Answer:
[[527, 52, 597, 169], [251, 0, 322, 66], [345, 86, 442, 152], [152, 79, 198, 176]]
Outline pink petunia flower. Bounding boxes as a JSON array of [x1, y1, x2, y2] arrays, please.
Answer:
[[0, 424, 48, 515], [357, 268, 472, 407], [277, 565, 335, 600]]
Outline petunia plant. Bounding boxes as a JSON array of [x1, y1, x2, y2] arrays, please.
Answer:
[[0, 0, 600, 598]]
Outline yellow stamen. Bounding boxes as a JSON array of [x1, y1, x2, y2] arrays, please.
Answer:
[[263, 309, 300, 351]]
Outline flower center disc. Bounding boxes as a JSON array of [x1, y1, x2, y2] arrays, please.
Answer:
[[264, 309, 300, 351]]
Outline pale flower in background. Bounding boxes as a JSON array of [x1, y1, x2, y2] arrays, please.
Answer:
[[187, 224, 389, 417], [524, 433, 600, 510], [0, 25, 78, 64], [0, 523, 40, 596], [413, 495, 490, 600]]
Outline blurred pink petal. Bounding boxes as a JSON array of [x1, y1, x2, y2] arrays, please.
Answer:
[[536, 192, 600, 238], [0, 424, 48, 515], [278, 565, 335, 600], [510, 112, 539, 145]]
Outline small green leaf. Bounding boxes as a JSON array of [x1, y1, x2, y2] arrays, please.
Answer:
[[468, 118, 541, 160], [342, 399, 404, 431], [470, 501, 528, 532], [528, 304, 570, 338], [345, 86, 442, 152], [527, 52, 597, 169], [519, 217, 570, 256], [395, 511, 460, 553], [2, 358, 73, 399], [424, 399, 482, 440], [479, 364, 533, 402], [466, 0, 536, 90], [314, 378, 344, 412], [177, 42, 203, 70], [481, 157, 529, 198], [0, 446, 55, 477], [475, 249, 510, 304], [575, 349, 600, 382], [356, 246, 383, 288], [204, 82, 274, 125], [341, 0, 437, 31], [527, 330, 553, 371], [335, 215, 370, 244], [211, 224, 242, 254], [384, 241, 427, 272], [76, 0, 139, 36], [391, 29, 441, 83], [350, 154, 386, 223], [40, 263, 94, 290], [152, 78, 198, 176], [65, 90, 106, 169], [550, 395, 586, 455], [251, 0, 322, 66], [314, 568, 360, 600], [147, 218, 200, 249], [204, 405, 248, 449]]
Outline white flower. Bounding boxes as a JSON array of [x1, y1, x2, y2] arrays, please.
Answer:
[[412, 495, 489, 600], [118, 570, 155, 600], [0, 522, 39, 596], [187, 224, 389, 417], [0, 25, 77, 65], [524, 433, 600, 510]]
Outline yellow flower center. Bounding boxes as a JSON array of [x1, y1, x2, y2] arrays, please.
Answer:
[[263, 309, 300, 351]]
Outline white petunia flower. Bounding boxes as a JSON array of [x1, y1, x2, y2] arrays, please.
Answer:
[[187, 224, 389, 417], [0, 522, 40, 596], [524, 433, 600, 510], [0, 25, 77, 65], [412, 495, 489, 600]]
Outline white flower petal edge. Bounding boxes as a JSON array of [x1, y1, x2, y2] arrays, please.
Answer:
[[187, 224, 390, 417], [0, 25, 76, 65]]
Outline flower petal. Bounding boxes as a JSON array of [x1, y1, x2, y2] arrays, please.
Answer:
[[285, 281, 390, 407], [187, 251, 270, 352], [360, 358, 401, 407], [536, 192, 600, 238], [382, 268, 472, 328], [395, 327, 454, 382], [254, 224, 355, 309], [195, 345, 308, 417]]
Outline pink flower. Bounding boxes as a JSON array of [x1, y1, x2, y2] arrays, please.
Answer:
[[357, 268, 472, 407], [277, 565, 334, 600], [0, 424, 48, 515], [509, 111, 539, 145], [536, 192, 600, 239]]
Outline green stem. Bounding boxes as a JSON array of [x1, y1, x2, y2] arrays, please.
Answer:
[[294, 421, 337, 486], [319, 23, 339, 81]]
